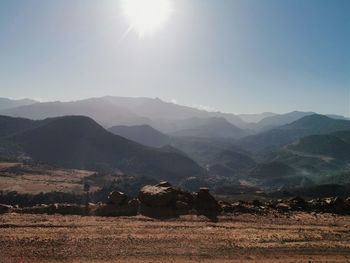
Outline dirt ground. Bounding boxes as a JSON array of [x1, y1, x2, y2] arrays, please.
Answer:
[[1, 213, 350, 262]]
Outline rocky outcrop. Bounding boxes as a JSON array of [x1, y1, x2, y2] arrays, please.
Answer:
[[194, 188, 222, 214], [107, 191, 128, 206], [94, 192, 138, 217], [0, 204, 12, 214]]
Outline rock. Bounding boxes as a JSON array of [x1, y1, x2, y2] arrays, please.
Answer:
[[252, 200, 263, 207], [232, 202, 254, 213], [194, 188, 222, 213], [276, 203, 290, 212], [175, 190, 195, 207], [175, 201, 190, 210], [108, 191, 128, 206], [156, 181, 172, 187], [139, 203, 176, 218], [94, 201, 138, 217], [128, 198, 140, 209], [0, 204, 12, 214], [219, 201, 234, 213], [288, 196, 308, 211], [138, 185, 176, 207]]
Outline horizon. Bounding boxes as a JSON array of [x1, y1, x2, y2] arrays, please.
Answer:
[[0, 95, 347, 117], [0, 0, 349, 116]]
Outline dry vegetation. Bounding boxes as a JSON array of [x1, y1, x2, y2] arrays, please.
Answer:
[[0, 162, 95, 194], [1, 213, 350, 262]]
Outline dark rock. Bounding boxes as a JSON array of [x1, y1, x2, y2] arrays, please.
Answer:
[[156, 181, 172, 187], [194, 188, 222, 213], [107, 191, 128, 206], [175, 201, 190, 210], [275, 203, 290, 212], [252, 200, 263, 207], [288, 196, 308, 211], [219, 201, 234, 213], [138, 185, 177, 207], [232, 202, 254, 213], [0, 204, 12, 214], [94, 201, 138, 217]]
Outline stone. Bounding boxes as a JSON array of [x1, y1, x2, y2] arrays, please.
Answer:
[[107, 191, 128, 206]]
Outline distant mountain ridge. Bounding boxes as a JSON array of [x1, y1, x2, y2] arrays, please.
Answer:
[[0, 96, 247, 130], [0, 98, 37, 111], [238, 114, 350, 152]]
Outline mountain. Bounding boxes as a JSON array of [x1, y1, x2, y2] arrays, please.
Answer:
[[238, 114, 350, 152], [0, 98, 37, 111], [0, 96, 247, 129], [0, 115, 205, 183], [249, 162, 296, 179], [108, 124, 170, 147], [207, 149, 256, 178], [238, 112, 277, 123], [332, 130, 350, 144], [287, 133, 350, 161], [0, 98, 150, 128], [252, 111, 315, 131], [0, 116, 37, 137], [171, 117, 247, 139]]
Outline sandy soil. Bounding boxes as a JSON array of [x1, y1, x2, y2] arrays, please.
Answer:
[[1, 213, 350, 262]]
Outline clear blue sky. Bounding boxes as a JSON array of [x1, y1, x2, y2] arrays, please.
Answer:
[[0, 0, 349, 116]]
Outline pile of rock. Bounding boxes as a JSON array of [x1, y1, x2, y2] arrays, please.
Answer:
[[93, 191, 139, 217], [138, 182, 222, 218]]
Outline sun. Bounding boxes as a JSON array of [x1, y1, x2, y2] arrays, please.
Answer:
[[121, 0, 173, 37]]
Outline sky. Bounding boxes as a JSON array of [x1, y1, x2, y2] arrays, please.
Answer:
[[0, 0, 349, 116]]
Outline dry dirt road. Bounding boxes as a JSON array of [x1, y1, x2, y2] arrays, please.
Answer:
[[1, 213, 350, 262]]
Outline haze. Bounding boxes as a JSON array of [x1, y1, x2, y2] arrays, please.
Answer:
[[0, 0, 349, 116]]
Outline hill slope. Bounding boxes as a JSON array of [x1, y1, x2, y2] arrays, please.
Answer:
[[1, 116, 205, 183], [108, 124, 170, 147], [238, 115, 350, 152], [171, 117, 247, 139]]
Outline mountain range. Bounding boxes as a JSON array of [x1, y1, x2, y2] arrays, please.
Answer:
[[1, 96, 350, 189], [0, 115, 205, 183]]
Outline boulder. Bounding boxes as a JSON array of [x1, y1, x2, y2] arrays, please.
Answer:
[[108, 191, 128, 206], [252, 199, 263, 207], [276, 203, 290, 212], [156, 181, 172, 187], [94, 200, 139, 217], [219, 201, 234, 213], [0, 204, 12, 214], [175, 201, 191, 211], [194, 188, 222, 213], [175, 190, 195, 207], [288, 196, 308, 211], [138, 185, 176, 207]]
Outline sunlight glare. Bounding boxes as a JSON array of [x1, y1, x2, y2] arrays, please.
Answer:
[[121, 0, 173, 37]]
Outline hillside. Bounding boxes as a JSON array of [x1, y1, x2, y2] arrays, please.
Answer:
[[0, 98, 37, 111], [171, 117, 247, 139], [238, 114, 350, 152], [1, 116, 205, 183], [108, 124, 170, 147], [0, 116, 37, 138], [288, 135, 350, 160]]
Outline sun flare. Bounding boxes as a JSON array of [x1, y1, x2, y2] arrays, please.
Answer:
[[121, 0, 173, 37]]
